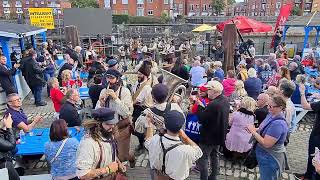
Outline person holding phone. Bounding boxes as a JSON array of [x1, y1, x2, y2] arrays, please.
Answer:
[[0, 113, 20, 180]]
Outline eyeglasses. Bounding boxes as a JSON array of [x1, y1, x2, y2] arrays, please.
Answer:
[[268, 104, 280, 109]]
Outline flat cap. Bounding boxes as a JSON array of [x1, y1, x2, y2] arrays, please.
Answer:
[[92, 108, 118, 124]]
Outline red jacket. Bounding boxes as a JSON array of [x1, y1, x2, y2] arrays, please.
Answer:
[[50, 88, 64, 112], [191, 97, 210, 114]]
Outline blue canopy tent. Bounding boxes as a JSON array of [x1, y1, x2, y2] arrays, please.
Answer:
[[282, 11, 320, 54], [0, 22, 47, 100]]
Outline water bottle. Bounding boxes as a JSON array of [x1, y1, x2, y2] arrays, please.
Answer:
[[19, 130, 25, 144]]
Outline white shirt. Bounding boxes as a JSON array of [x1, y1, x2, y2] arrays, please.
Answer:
[[190, 66, 206, 86], [132, 80, 154, 108], [145, 134, 203, 180], [76, 136, 114, 177]]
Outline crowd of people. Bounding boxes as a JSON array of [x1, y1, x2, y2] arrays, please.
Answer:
[[0, 36, 320, 180]]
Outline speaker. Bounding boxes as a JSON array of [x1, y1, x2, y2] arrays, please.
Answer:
[[206, 33, 211, 41]]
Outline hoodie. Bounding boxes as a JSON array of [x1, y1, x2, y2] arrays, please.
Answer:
[[222, 78, 236, 97]]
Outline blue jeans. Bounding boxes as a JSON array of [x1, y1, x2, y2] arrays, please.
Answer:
[[256, 146, 280, 180], [198, 144, 219, 180], [31, 86, 43, 104]]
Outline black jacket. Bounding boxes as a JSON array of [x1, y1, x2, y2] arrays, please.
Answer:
[[58, 63, 73, 84], [0, 64, 17, 95], [197, 95, 230, 145], [59, 101, 81, 127], [254, 106, 269, 126], [20, 58, 45, 87], [0, 128, 16, 161]]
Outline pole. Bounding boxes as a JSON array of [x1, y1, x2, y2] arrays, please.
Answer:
[[58, 8, 62, 48], [231, 20, 252, 58]]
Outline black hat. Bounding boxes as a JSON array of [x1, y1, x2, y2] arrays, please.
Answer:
[[144, 51, 153, 57], [105, 69, 121, 79], [164, 110, 185, 133], [151, 84, 169, 103], [92, 108, 118, 124], [138, 63, 151, 77], [107, 59, 118, 67]]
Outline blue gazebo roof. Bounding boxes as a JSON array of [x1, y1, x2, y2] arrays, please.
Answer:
[[0, 22, 46, 38]]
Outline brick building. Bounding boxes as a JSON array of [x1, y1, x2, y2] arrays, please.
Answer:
[[0, 0, 71, 19], [244, 0, 313, 16], [99, 0, 228, 17]]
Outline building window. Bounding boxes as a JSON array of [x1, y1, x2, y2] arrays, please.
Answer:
[[147, 0, 153, 3], [195, 4, 199, 9], [26, 1, 30, 5], [17, 14, 22, 19], [164, 0, 169, 5], [122, 9, 128, 14], [4, 14, 10, 19], [112, 10, 117, 14], [113, 0, 116, 4], [122, 0, 128, 4], [190, 4, 194, 11], [203, 4, 207, 11], [148, 10, 153, 15], [137, 0, 143, 5], [137, 8, 144, 16], [179, 3, 183, 9]]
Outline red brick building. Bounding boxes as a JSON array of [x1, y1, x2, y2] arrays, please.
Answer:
[[0, 0, 71, 19], [244, 0, 313, 16], [99, 0, 228, 17]]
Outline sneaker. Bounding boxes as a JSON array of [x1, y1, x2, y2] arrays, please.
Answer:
[[36, 102, 47, 106], [293, 173, 309, 180]]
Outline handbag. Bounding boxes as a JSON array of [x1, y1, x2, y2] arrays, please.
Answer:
[[50, 138, 68, 164], [95, 141, 128, 180]]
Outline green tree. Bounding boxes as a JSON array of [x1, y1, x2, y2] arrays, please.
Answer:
[[211, 0, 226, 15], [160, 12, 170, 24], [291, 6, 301, 16], [69, 0, 99, 8], [227, 0, 236, 5]]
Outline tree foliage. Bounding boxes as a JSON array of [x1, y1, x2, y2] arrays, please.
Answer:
[[291, 6, 301, 16], [211, 0, 226, 15], [160, 12, 170, 24], [227, 0, 236, 5], [70, 0, 99, 8]]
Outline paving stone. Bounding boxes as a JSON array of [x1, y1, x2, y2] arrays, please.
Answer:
[[240, 172, 247, 178], [219, 160, 225, 167], [248, 173, 255, 180], [234, 169, 240, 178], [219, 167, 225, 175], [226, 169, 232, 176], [282, 172, 289, 179]]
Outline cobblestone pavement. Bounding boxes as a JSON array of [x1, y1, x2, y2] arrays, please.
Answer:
[[22, 88, 314, 179]]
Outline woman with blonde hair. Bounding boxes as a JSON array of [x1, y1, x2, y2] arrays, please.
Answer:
[[229, 80, 248, 102], [225, 97, 257, 156], [61, 69, 82, 88]]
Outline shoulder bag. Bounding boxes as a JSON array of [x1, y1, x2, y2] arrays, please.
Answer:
[[243, 116, 286, 169], [95, 140, 127, 180], [50, 138, 68, 164]]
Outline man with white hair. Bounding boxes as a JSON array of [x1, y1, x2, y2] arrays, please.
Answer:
[[289, 61, 301, 80], [74, 46, 85, 67], [244, 68, 262, 100], [197, 80, 230, 180], [190, 60, 206, 87], [213, 61, 224, 81]]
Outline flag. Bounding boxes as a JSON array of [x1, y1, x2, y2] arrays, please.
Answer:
[[270, 4, 293, 48]]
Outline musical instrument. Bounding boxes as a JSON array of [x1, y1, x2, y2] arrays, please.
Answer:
[[160, 69, 188, 103]]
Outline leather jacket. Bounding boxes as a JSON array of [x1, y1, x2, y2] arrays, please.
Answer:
[[0, 128, 16, 161]]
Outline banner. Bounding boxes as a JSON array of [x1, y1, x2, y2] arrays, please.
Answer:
[[29, 8, 54, 29], [270, 4, 293, 48]]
